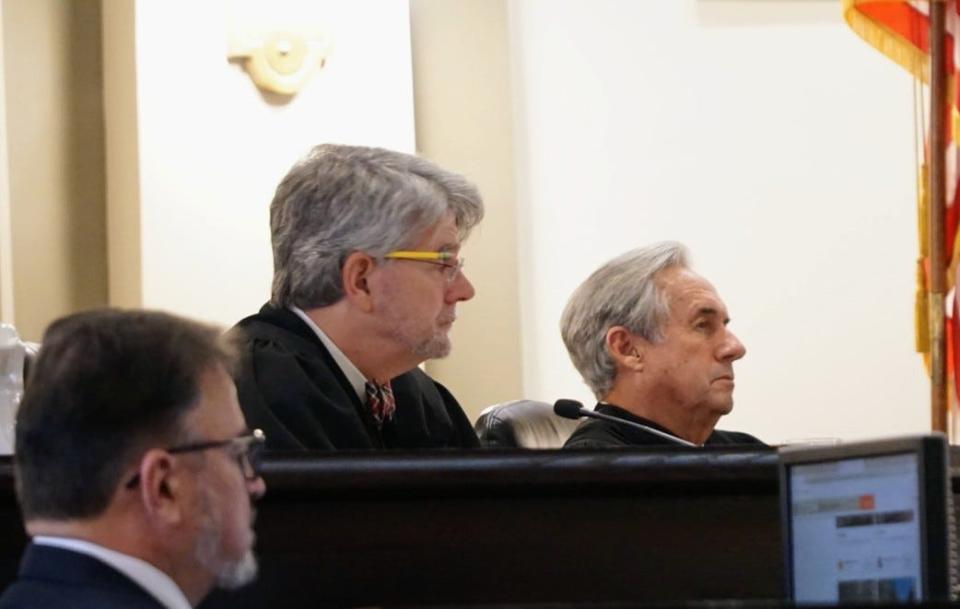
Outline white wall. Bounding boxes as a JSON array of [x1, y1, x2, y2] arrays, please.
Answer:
[[114, 0, 415, 326], [510, 0, 926, 443]]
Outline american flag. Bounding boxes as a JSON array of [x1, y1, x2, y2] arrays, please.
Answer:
[[844, 0, 960, 431]]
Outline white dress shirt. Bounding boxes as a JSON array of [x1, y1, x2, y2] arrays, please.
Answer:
[[290, 306, 369, 403], [33, 535, 192, 609]]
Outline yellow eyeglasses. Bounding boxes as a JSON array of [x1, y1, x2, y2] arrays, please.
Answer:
[[383, 250, 465, 283]]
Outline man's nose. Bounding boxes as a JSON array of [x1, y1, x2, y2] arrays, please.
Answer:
[[718, 330, 746, 362], [446, 269, 475, 303], [247, 475, 267, 500]]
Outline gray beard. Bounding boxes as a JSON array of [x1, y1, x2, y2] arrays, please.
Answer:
[[212, 550, 258, 590], [410, 332, 451, 359], [194, 492, 259, 590]]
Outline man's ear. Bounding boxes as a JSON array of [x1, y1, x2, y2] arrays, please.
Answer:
[[340, 251, 377, 313], [605, 326, 644, 372], [136, 449, 184, 527]]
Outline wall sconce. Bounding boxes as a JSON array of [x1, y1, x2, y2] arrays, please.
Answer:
[[228, 25, 333, 96]]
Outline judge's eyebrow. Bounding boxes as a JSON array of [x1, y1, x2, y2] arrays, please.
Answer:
[[691, 306, 730, 325]]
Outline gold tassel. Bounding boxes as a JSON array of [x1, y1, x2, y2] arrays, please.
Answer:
[[917, 162, 930, 359], [917, 257, 931, 356], [918, 163, 929, 257]]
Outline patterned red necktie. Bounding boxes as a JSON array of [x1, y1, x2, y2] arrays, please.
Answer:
[[364, 380, 396, 425]]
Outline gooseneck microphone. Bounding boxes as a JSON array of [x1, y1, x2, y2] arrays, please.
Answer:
[[553, 399, 697, 447]]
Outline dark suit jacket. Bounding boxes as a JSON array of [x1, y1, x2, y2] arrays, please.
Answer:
[[0, 543, 166, 609], [564, 403, 765, 449], [232, 304, 480, 450]]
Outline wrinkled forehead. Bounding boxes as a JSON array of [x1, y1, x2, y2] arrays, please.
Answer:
[[410, 211, 461, 252], [656, 267, 728, 320]]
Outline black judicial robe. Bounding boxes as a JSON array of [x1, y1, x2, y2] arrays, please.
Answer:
[[563, 403, 765, 449], [231, 304, 480, 451]]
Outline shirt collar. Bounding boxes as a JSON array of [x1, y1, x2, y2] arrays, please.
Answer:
[[32, 536, 193, 609], [289, 306, 368, 402]]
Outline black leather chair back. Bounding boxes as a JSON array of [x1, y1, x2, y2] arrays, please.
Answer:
[[474, 400, 580, 448]]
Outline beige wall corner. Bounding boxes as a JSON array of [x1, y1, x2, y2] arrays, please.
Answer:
[[2, 0, 108, 341], [411, 0, 523, 420], [0, 1, 15, 325], [102, 0, 141, 308]]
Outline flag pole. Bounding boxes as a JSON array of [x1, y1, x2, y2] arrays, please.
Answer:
[[928, 0, 948, 433]]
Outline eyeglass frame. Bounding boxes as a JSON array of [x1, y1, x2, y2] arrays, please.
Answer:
[[382, 250, 465, 283], [124, 428, 266, 489]]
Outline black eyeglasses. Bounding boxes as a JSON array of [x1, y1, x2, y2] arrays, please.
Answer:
[[125, 429, 266, 489]]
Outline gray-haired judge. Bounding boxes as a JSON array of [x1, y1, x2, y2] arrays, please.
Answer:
[[232, 143, 483, 450], [561, 241, 764, 449]]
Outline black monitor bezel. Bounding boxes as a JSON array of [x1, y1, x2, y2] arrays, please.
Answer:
[[779, 434, 951, 603]]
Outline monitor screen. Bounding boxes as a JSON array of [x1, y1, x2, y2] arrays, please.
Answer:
[[780, 435, 952, 604]]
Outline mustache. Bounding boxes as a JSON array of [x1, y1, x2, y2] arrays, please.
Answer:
[[438, 312, 457, 325]]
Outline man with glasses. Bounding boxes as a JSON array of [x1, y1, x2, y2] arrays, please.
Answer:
[[231, 144, 483, 450], [0, 310, 266, 609]]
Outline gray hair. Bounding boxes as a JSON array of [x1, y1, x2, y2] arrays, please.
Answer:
[[270, 144, 484, 308], [560, 241, 690, 399]]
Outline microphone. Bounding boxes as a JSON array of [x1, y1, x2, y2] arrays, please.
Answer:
[[553, 399, 697, 447]]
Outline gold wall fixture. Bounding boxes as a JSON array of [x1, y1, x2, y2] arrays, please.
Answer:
[[227, 26, 332, 95]]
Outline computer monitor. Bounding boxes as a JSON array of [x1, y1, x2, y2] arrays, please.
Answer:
[[779, 434, 953, 604]]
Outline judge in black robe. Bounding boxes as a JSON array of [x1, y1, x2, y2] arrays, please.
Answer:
[[558, 241, 763, 450], [233, 304, 479, 450], [232, 144, 486, 451]]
